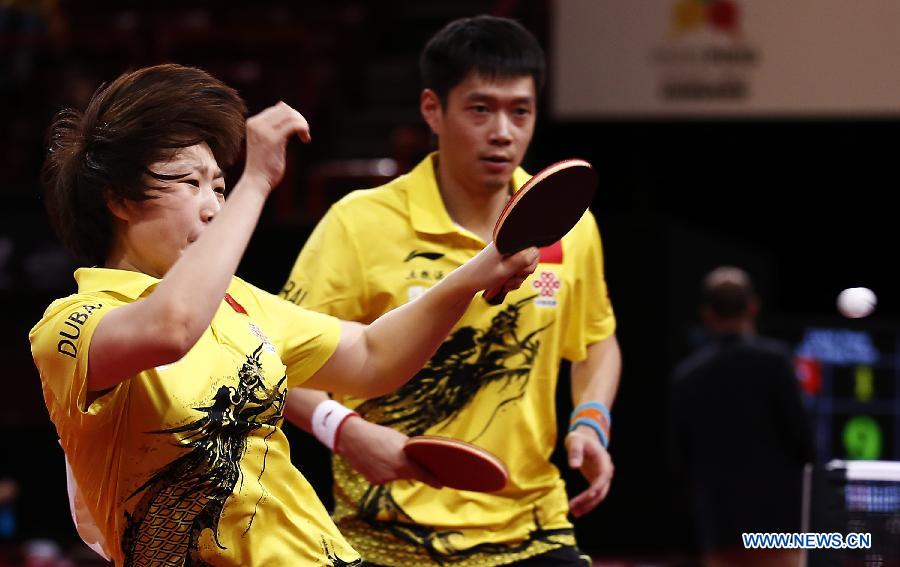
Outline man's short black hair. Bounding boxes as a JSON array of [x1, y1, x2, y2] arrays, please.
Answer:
[[419, 15, 546, 105], [701, 266, 757, 319]]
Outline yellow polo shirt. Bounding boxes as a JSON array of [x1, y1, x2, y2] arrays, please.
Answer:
[[30, 268, 360, 566], [282, 153, 616, 566]]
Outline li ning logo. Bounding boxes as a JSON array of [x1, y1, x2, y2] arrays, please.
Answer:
[[533, 271, 561, 308]]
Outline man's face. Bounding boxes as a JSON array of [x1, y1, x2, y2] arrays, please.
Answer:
[[424, 72, 536, 193]]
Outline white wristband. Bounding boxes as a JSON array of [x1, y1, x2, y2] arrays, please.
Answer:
[[311, 399, 358, 451]]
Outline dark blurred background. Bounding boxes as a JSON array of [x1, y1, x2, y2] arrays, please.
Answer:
[[2, 1, 899, 565]]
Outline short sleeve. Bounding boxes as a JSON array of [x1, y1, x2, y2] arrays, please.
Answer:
[[233, 280, 342, 388], [560, 213, 617, 361], [29, 296, 117, 418], [280, 204, 370, 322]]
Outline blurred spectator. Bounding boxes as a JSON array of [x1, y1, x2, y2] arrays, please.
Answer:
[[0, 479, 18, 540], [670, 266, 815, 567]]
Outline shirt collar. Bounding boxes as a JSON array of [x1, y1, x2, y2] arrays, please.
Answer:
[[405, 153, 458, 236], [74, 267, 161, 300], [405, 152, 531, 237]]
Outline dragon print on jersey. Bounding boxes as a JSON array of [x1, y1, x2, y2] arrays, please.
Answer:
[[355, 295, 549, 438], [120, 344, 284, 566], [348, 295, 569, 563]]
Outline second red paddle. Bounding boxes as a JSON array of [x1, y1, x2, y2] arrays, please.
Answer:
[[403, 435, 509, 492]]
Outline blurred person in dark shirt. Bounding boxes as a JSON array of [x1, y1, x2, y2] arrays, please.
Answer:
[[671, 266, 815, 567]]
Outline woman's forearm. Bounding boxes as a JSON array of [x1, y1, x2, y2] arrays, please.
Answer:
[[361, 267, 477, 395], [149, 182, 268, 354]]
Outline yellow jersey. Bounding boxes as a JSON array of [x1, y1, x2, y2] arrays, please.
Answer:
[[282, 154, 616, 566], [30, 267, 360, 566]]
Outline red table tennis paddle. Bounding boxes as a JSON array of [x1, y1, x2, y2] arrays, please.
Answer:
[[484, 158, 597, 305], [403, 435, 509, 492]]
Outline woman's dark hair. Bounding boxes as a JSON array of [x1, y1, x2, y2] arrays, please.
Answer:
[[41, 63, 247, 265], [419, 15, 546, 105]]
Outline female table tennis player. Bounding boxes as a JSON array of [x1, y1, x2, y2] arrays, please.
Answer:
[[28, 63, 538, 566]]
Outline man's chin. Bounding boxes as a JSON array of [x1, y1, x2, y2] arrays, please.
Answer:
[[483, 176, 512, 193]]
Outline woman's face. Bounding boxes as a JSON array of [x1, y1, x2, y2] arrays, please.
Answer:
[[113, 143, 225, 277]]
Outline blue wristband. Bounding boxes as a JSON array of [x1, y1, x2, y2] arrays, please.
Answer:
[[569, 418, 609, 449], [570, 401, 612, 427]]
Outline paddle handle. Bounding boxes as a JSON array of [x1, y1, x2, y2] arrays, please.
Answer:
[[482, 247, 518, 305], [482, 286, 508, 305]]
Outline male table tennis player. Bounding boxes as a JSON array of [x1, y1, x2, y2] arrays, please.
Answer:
[[280, 15, 622, 567]]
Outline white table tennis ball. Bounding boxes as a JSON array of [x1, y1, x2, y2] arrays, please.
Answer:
[[836, 287, 877, 319]]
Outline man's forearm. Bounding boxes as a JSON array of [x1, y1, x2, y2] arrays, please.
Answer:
[[571, 334, 622, 407], [284, 388, 331, 433]]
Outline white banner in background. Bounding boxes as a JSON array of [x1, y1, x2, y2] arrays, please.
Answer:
[[552, 0, 900, 117]]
